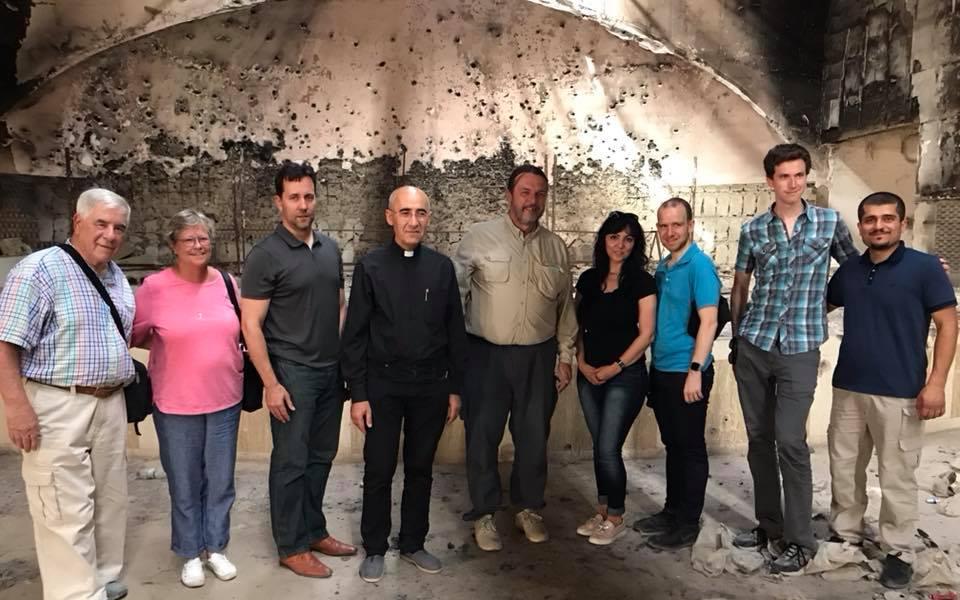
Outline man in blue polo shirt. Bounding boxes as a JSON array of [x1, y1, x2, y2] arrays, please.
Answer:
[[827, 191, 957, 589], [633, 197, 720, 549]]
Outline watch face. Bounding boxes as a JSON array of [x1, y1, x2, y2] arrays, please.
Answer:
[[690, 362, 701, 372]]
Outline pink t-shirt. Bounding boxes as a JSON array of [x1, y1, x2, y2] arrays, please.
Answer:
[[132, 268, 242, 415]]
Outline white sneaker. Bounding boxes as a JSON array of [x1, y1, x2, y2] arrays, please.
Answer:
[[588, 518, 627, 546], [180, 557, 205, 588], [206, 552, 237, 581], [577, 513, 605, 537]]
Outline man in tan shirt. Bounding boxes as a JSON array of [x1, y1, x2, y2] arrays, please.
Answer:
[[454, 164, 577, 551]]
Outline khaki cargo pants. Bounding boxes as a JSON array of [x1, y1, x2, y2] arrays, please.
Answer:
[[21, 381, 128, 600], [828, 388, 924, 562]]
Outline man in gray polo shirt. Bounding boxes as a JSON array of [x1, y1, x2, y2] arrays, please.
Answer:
[[241, 162, 356, 578]]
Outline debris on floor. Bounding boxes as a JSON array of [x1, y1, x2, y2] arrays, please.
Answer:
[[691, 521, 765, 576]]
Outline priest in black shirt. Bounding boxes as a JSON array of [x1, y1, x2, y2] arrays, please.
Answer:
[[341, 185, 467, 583]]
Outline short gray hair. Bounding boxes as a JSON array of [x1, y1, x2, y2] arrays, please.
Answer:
[[167, 209, 215, 243], [76, 188, 130, 225]]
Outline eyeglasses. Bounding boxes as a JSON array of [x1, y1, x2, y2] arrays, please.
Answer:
[[608, 211, 639, 221], [177, 236, 211, 246]]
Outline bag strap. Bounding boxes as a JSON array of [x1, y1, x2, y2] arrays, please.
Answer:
[[56, 243, 125, 339], [219, 269, 246, 347]]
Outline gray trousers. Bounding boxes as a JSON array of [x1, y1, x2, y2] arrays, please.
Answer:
[[463, 335, 558, 516], [734, 338, 820, 550]]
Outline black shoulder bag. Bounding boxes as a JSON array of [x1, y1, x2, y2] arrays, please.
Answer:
[[220, 270, 264, 412], [56, 244, 153, 430], [686, 266, 732, 340]]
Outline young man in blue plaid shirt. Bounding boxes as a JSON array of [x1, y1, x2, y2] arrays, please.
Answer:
[[729, 144, 859, 573]]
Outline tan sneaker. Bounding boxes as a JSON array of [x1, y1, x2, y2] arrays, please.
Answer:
[[577, 513, 605, 537], [474, 515, 502, 551], [515, 509, 549, 543], [588, 518, 627, 546]]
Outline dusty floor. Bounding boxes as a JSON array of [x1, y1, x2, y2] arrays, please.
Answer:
[[3, 432, 960, 600]]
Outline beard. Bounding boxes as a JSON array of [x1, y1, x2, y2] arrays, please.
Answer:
[[865, 231, 898, 250], [290, 215, 314, 230], [866, 239, 897, 250]]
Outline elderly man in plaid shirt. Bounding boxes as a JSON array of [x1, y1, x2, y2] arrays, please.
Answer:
[[0, 189, 134, 600], [729, 144, 859, 573]]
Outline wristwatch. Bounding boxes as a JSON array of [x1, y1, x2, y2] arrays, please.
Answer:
[[689, 361, 702, 372], [615, 359, 626, 369]]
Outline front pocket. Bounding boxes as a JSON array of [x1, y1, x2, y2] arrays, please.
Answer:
[[532, 261, 564, 300], [755, 241, 778, 273], [802, 237, 830, 264], [22, 468, 63, 522], [479, 253, 510, 283]]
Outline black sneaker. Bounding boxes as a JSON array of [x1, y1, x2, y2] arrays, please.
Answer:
[[879, 554, 913, 589], [733, 526, 769, 549], [632, 511, 676, 535], [647, 525, 700, 550], [769, 543, 812, 574]]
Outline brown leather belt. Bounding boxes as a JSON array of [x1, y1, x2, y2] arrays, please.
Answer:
[[28, 379, 124, 399]]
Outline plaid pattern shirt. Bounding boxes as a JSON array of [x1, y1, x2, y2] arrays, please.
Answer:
[[0, 246, 135, 387], [735, 201, 858, 355]]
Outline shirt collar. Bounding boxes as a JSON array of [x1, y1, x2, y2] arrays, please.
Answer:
[[761, 199, 814, 225], [502, 214, 540, 242], [64, 238, 119, 279], [657, 242, 701, 272], [859, 241, 906, 266], [275, 223, 320, 249], [390, 239, 421, 258]]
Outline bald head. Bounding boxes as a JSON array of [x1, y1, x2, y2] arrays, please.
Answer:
[[386, 185, 431, 250], [388, 185, 431, 211]]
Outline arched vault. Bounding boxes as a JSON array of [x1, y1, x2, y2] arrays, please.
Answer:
[[3, 0, 827, 142]]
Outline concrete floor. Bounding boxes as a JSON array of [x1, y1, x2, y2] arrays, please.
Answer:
[[3, 432, 960, 600]]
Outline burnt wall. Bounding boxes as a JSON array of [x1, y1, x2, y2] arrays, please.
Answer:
[[820, 0, 917, 139], [0, 0, 787, 288]]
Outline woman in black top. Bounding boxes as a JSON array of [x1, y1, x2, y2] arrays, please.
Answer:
[[574, 211, 657, 546]]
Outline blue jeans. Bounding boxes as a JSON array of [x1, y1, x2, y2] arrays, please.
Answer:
[[154, 402, 241, 558], [269, 359, 343, 557], [577, 361, 648, 515]]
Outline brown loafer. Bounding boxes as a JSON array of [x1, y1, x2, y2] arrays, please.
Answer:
[[310, 535, 358, 557], [278, 551, 332, 578]]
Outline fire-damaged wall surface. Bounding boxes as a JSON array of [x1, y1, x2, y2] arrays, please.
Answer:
[[820, 0, 960, 276], [0, 0, 796, 283], [7, 0, 960, 462]]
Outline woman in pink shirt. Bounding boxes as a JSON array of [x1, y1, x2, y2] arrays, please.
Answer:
[[132, 210, 242, 588]]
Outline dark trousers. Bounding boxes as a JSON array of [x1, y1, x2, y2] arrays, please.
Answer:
[[650, 366, 714, 525], [464, 336, 558, 516], [361, 389, 448, 556], [577, 362, 647, 515], [734, 338, 820, 550], [268, 359, 343, 557]]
